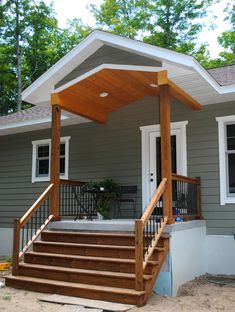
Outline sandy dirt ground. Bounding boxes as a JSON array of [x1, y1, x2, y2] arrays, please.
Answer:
[[0, 270, 235, 312]]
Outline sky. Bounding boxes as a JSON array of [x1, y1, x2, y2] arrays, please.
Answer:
[[47, 0, 231, 58]]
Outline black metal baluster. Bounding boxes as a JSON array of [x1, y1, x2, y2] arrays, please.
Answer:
[[21, 227, 24, 252]]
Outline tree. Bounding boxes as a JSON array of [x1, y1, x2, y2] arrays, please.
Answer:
[[90, 0, 213, 54], [0, 1, 92, 115], [90, 0, 148, 38], [57, 18, 92, 59], [1, 0, 60, 112], [217, 4, 235, 65]]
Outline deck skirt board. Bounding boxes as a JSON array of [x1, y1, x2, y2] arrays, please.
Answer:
[[5, 229, 169, 306]]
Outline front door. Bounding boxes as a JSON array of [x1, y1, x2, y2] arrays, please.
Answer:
[[149, 131, 178, 198], [141, 121, 188, 210]]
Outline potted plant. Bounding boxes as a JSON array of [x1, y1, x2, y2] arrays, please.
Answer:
[[86, 178, 120, 219]]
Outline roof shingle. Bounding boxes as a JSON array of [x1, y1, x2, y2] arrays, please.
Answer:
[[207, 65, 235, 86]]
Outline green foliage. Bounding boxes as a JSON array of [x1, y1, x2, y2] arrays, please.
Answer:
[[86, 178, 120, 219], [4, 255, 12, 263], [217, 4, 235, 66], [2, 294, 12, 301], [0, 1, 91, 115], [90, 0, 213, 55]]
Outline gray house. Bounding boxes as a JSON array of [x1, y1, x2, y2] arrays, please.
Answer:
[[1, 31, 235, 305]]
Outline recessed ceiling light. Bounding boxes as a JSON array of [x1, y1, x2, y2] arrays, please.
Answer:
[[100, 92, 109, 97], [149, 83, 158, 88]]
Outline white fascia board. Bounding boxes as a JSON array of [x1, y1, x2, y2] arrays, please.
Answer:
[[54, 64, 163, 93], [95, 31, 235, 95], [0, 115, 68, 131], [22, 30, 235, 105], [22, 31, 104, 102]]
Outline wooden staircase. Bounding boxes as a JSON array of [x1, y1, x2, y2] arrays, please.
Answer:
[[6, 230, 169, 306]]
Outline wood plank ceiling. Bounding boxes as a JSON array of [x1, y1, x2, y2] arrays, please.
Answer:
[[51, 69, 202, 123]]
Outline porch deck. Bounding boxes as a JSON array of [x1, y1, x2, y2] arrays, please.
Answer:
[[49, 218, 205, 233], [49, 218, 135, 232]]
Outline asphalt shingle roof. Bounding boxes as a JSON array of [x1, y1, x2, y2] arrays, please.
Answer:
[[0, 65, 234, 126], [207, 64, 235, 86], [0, 106, 51, 125]]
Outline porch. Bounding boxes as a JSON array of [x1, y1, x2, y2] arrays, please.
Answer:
[[7, 67, 203, 306]]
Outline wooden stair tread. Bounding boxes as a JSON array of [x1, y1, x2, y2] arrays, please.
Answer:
[[34, 240, 165, 251], [25, 251, 159, 265], [19, 263, 152, 280], [6, 275, 145, 296]]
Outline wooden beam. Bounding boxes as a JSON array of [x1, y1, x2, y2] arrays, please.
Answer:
[[168, 79, 202, 111], [50, 104, 61, 220], [159, 84, 174, 224], [51, 93, 107, 124], [156, 70, 168, 86]]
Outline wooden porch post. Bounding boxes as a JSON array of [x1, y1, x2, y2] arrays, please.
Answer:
[[50, 104, 61, 220], [159, 83, 174, 224]]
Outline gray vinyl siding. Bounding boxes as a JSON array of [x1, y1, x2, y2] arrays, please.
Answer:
[[0, 98, 235, 235], [0, 130, 50, 227], [55, 45, 162, 89]]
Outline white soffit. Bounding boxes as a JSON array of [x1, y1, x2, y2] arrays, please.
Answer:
[[22, 30, 235, 106], [54, 63, 194, 93]]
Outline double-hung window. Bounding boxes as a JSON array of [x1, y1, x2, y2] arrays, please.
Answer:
[[216, 116, 235, 204], [32, 136, 70, 183]]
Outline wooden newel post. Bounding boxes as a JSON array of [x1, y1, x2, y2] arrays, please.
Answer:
[[50, 104, 61, 220], [159, 82, 174, 224], [12, 219, 20, 276], [135, 220, 144, 290]]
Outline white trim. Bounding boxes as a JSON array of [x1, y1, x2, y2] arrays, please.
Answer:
[[0, 115, 68, 131], [54, 64, 163, 93], [22, 30, 235, 105], [140, 121, 188, 211], [216, 115, 235, 205], [31, 136, 70, 183]]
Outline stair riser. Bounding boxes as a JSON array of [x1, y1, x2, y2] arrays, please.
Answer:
[[41, 232, 135, 246], [41, 232, 167, 247], [24, 254, 155, 274], [19, 266, 149, 289], [33, 244, 135, 259], [5, 278, 144, 306]]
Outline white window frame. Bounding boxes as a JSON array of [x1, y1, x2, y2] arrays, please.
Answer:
[[140, 121, 188, 211], [216, 115, 235, 205], [32, 136, 70, 183]]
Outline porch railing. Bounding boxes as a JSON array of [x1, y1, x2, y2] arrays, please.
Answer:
[[134, 178, 168, 291], [12, 183, 54, 275], [172, 173, 202, 220], [60, 179, 97, 219]]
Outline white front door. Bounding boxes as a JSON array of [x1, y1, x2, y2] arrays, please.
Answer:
[[141, 121, 188, 211]]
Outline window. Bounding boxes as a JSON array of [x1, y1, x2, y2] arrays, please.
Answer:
[[32, 137, 70, 183], [216, 116, 235, 205]]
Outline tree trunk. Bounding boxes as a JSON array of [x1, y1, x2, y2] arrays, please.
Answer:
[[15, 0, 22, 112], [165, 0, 171, 48]]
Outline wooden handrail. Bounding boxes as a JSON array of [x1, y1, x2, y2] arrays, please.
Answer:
[[60, 179, 85, 186], [172, 173, 200, 185], [143, 216, 168, 269], [12, 183, 55, 276], [135, 178, 168, 291], [141, 178, 167, 227], [19, 214, 54, 258], [20, 183, 54, 227]]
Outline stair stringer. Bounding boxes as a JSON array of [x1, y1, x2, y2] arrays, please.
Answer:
[[141, 236, 169, 306]]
